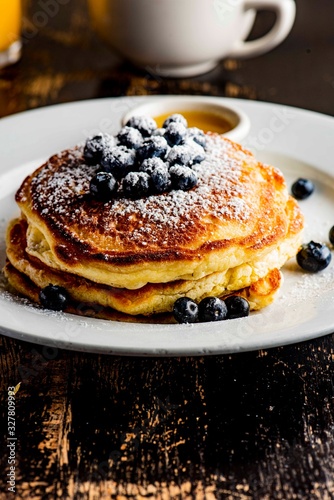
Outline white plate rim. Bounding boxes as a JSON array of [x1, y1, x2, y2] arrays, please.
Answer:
[[1, 95, 334, 356]]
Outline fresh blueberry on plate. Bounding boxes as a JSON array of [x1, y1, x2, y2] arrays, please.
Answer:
[[198, 296, 227, 322], [224, 296, 250, 319], [173, 297, 198, 324], [291, 178, 314, 200], [296, 241, 332, 272], [329, 226, 334, 246], [39, 284, 69, 312]]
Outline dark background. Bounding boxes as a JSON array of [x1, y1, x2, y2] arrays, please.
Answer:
[[1, 1, 334, 498], [1, 0, 334, 117]]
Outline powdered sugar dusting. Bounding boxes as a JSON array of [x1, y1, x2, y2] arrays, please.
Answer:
[[27, 135, 251, 247], [279, 258, 334, 306]]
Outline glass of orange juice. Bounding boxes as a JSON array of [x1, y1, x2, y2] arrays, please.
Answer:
[[0, 0, 22, 69]]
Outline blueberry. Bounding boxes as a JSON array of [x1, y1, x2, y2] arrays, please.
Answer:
[[90, 172, 117, 202], [291, 178, 314, 200], [198, 296, 227, 322], [224, 296, 250, 319], [139, 157, 166, 175], [186, 140, 206, 165], [297, 241, 332, 272], [173, 297, 198, 324], [170, 165, 198, 191], [39, 284, 69, 311], [187, 127, 206, 149], [136, 136, 168, 163], [117, 126, 143, 150], [139, 158, 171, 193], [162, 113, 188, 129], [191, 149, 206, 165], [164, 122, 187, 146], [152, 128, 166, 137], [167, 145, 192, 167], [125, 115, 157, 137], [150, 165, 171, 194], [83, 133, 114, 165], [123, 171, 151, 198], [329, 226, 334, 246], [100, 146, 136, 180]]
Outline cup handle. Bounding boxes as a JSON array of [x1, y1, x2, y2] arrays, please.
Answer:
[[228, 0, 296, 58]]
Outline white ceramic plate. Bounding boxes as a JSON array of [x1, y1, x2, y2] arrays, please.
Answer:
[[1, 96, 334, 356]]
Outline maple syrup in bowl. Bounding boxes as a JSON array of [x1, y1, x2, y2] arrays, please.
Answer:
[[122, 97, 250, 142]]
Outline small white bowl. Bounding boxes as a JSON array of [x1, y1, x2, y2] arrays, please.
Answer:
[[121, 96, 250, 143]]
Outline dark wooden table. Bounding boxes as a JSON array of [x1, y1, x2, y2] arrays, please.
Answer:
[[1, 1, 334, 498]]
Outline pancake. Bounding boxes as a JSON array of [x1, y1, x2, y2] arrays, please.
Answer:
[[3, 261, 171, 324], [15, 133, 304, 292], [5, 206, 297, 317], [6, 218, 285, 316], [3, 260, 282, 323], [5, 129, 304, 320]]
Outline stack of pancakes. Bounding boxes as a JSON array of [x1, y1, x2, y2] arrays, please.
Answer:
[[4, 133, 304, 322]]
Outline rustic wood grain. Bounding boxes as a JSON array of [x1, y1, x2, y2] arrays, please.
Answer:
[[1, 0, 334, 498], [2, 336, 334, 498]]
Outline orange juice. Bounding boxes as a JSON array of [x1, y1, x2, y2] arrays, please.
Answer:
[[0, 0, 21, 52], [88, 0, 110, 42]]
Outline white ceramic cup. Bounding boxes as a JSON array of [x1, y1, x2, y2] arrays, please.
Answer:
[[88, 0, 296, 77]]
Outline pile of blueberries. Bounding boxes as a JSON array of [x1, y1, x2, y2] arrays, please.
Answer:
[[83, 114, 207, 201], [173, 295, 250, 324]]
